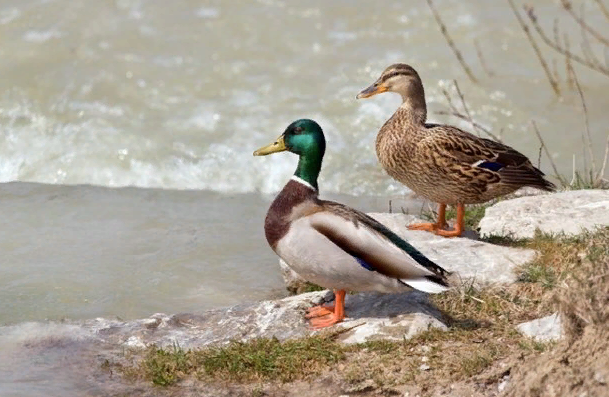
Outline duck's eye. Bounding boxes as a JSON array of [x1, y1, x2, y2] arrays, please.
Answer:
[[294, 126, 303, 134]]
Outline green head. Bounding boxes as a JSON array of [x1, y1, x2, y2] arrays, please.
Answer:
[[253, 119, 326, 190]]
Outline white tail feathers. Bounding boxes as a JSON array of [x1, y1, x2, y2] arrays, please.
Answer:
[[401, 278, 449, 294]]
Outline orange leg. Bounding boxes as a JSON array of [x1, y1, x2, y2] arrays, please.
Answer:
[[435, 203, 465, 237], [407, 203, 448, 232], [308, 290, 346, 329]]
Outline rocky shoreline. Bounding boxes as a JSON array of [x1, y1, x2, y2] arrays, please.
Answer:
[[4, 189, 609, 396]]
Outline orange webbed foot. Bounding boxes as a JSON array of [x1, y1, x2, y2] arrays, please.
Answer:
[[309, 313, 345, 329], [306, 290, 346, 330], [305, 305, 335, 319], [407, 222, 447, 232]]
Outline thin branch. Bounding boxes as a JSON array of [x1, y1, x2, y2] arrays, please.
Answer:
[[474, 39, 494, 77], [531, 120, 567, 186], [561, 0, 609, 46], [426, 0, 478, 83], [564, 33, 575, 89], [525, 5, 609, 77], [435, 110, 493, 136], [593, 0, 609, 21], [537, 145, 543, 169], [570, 64, 596, 178], [507, 0, 561, 95]]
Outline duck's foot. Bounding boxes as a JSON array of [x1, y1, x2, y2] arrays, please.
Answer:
[[407, 222, 445, 232], [305, 305, 335, 319], [309, 313, 345, 329], [433, 203, 464, 238], [407, 203, 448, 232], [307, 290, 346, 330]]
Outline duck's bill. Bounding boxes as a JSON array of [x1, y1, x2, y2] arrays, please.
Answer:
[[253, 135, 287, 156], [356, 83, 387, 99]]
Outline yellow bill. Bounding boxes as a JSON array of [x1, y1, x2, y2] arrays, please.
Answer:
[[253, 134, 287, 156]]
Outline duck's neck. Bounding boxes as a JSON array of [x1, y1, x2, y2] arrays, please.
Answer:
[[398, 82, 427, 125], [293, 151, 322, 191]]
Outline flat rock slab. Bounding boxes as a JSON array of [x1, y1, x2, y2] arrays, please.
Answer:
[[516, 313, 563, 342], [479, 190, 609, 239], [281, 213, 537, 291], [89, 290, 446, 349]]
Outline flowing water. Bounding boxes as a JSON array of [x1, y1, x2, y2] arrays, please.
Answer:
[[0, 0, 608, 395]]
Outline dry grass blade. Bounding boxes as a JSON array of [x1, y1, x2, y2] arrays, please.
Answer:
[[435, 110, 494, 137], [561, 0, 609, 46], [507, 0, 561, 95], [426, 0, 478, 83], [531, 120, 567, 186], [597, 134, 609, 182], [525, 5, 609, 77], [569, 65, 596, 179]]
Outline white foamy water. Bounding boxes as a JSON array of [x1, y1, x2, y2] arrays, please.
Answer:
[[0, 0, 608, 395]]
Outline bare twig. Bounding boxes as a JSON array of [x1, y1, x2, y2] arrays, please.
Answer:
[[531, 120, 567, 186], [537, 145, 543, 168], [525, 5, 609, 77], [507, 0, 561, 95], [564, 33, 575, 88], [570, 65, 596, 178], [435, 110, 494, 136], [453, 80, 503, 142], [593, 0, 609, 21], [474, 39, 494, 77], [426, 0, 478, 83], [561, 0, 609, 46]]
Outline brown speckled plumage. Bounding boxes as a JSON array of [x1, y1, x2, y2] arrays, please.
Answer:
[[361, 64, 556, 205]]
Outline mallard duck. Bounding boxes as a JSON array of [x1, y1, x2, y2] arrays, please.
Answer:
[[253, 119, 450, 329], [356, 63, 556, 237]]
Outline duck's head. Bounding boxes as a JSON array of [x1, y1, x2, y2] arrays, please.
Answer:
[[356, 63, 424, 103], [253, 119, 326, 158]]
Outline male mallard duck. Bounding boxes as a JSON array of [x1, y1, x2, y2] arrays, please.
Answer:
[[356, 63, 556, 237], [253, 119, 450, 329]]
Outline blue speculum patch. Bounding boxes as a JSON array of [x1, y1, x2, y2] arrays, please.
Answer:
[[477, 161, 504, 172], [355, 256, 376, 271]]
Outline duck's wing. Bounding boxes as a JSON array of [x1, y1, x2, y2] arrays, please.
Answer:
[[420, 126, 556, 191], [303, 200, 450, 293]]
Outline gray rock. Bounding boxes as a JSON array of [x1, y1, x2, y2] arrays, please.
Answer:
[[278, 213, 537, 290], [87, 289, 446, 349], [279, 258, 309, 293], [479, 190, 609, 239], [516, 313, 563, 342]]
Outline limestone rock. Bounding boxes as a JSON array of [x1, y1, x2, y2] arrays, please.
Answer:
[[88, 290, 446, 349], [479, 190, 609, 239], [516, 313, 563, 342], [279, 259, 309, 293], [277, 212, 537, 291]]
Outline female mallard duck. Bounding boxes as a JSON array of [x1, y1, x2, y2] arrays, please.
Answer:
[[253, 119, 450, 329], [356, 63, 556, 237]]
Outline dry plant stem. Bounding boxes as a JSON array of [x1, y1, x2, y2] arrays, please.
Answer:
[[474, 39, 494, 77], [525, 5, 609, 77], [435, 110, 494, 137], [569, 64, 596, 178], [598, 135, 609, 182], [593, 0, 609, 21], [426, 0, 478, 83], [564, 33, 575, 88], [561, 0, 609, 46], [453, 80, 503, 142], [507, 0, 561, 95], [531, 120, 566, 186]]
